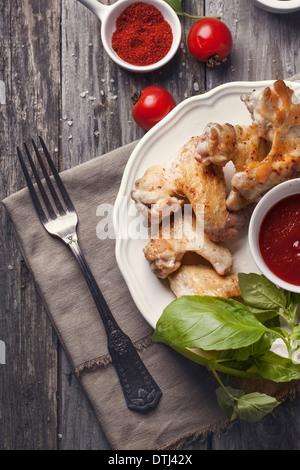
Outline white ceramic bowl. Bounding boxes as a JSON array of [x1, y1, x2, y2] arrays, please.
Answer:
[[249, 179, 300, 293], [252, 0, 300, 13], [77, 0, 182, 72]]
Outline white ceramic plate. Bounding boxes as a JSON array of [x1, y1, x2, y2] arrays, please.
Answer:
[[113, 80, 300, 330]]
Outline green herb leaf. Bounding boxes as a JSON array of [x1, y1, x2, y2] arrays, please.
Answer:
[[253, 350, 300, 382], [290, 292, 300, 309], [152, 296, 267, 351], [291, 324, 300, 341], [216, 386, 244, 421], [218, 334, 271, 362], [247, 306, 279, 325], [272, 327, 290, 339], [216, 383, 280, 422], [235, 392, 280, 422], [238, 273, 287, 311]]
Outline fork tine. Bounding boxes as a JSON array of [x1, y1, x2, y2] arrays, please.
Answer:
[[31, 139, 65, 216], [17, 147, 48, 225], [39, 136, 75, 212], [23, 142, 57, 220]]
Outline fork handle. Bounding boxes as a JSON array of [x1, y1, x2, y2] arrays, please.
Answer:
[[67, 238, 162, 412]]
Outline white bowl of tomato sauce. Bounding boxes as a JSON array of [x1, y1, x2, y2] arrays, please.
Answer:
[[249, 179, 300, 293]]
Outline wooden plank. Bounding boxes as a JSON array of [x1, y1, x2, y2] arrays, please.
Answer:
[[59, 355, 111, 449], [0, 0, 60, 450], [206, 0, 300, 87]]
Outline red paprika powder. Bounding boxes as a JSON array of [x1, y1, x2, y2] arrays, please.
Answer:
[[111, 2, 173, 66]]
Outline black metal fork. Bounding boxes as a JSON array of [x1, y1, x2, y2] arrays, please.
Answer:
[[17, 137, 162, 412]]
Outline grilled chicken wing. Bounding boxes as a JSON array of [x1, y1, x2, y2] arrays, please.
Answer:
[[196, 123, 270, 169], [132, 136, 239, 242], [196, 80, 300, 210], [232, 80, 300, 203], [143, 212, 233, 278], [242, 79, 300, 142], [196, 122, 271, 210], [168, 264, 241, 298]]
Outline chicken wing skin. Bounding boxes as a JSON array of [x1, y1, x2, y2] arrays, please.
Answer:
[[168, 264, 241, 298], [196, 122, 271, 210], [231, 153, 300, 204], [196, 123, 270, 169], [242, 79, 300, 142], [131, 136, 238, 242], [143, 212, 234, 278]]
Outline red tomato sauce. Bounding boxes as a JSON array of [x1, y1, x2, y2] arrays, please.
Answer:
[[259, 193, 300, 286]]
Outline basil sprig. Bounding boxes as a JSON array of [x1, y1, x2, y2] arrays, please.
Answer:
[[153, 273, 300, 423], [162, 0, 221, 19]]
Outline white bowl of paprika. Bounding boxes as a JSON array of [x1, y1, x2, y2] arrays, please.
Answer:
[[77, 0, 182, 72]]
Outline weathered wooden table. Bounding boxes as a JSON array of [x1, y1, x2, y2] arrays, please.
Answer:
[[1, 0, 300, 450]]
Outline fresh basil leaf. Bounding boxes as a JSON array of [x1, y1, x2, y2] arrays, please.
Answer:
[[216, 386, 245, 421], [238, 273, 287, 311], [263, 315, 281, 329], [219, 334, 271, 362], [291, 324, 300, 341], [247, 306, 279, 325], [272, 327, 290, 339], [253, 350, 300, 382], [153, 296, 267, 351], [235, 392, 280, 422], [217, 358, 254, 373], [219, 343, 249, 362], [217, 387, 279, 422], [284, 290, 292, 308], [290, 292, 300, 309]]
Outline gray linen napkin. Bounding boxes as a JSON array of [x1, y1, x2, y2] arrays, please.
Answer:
[[3, 82, 300, 449]]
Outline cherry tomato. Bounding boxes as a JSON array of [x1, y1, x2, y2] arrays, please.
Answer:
[[187, 18, 233, 67], [132, 86, 176, 131]]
